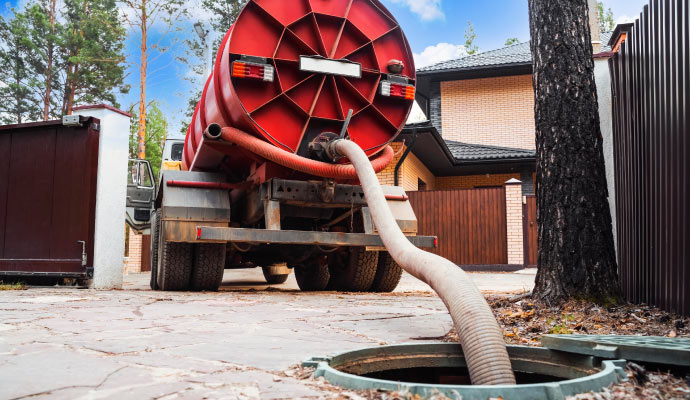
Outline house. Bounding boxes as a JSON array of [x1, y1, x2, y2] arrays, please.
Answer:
[[379, 32, 614, 197], [375, 19, 617, 268]]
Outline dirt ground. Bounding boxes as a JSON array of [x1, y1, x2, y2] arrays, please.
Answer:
[[1, 268, 688, 399]]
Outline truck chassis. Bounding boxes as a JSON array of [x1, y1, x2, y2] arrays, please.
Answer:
[[150, 170, 436, 293]]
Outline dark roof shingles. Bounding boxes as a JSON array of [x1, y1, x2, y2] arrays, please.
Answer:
[[445, 140, 536, 162], [419, 32, 613, 73]]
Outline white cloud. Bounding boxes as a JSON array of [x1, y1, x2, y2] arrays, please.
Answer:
[[413, 42, 467, 68], [387, 0, 444, 21], [615, 15, 636, 25]]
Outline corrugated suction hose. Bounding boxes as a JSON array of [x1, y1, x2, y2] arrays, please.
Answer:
[[331, 139, 516, 385], [217, 126, 516, 385]]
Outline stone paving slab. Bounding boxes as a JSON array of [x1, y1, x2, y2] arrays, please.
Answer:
[[0, 269, 535, 399]]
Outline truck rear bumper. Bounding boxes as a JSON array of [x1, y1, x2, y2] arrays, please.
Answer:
[[196, 227, 437, 249]]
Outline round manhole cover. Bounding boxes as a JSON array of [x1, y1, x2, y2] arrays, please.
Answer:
[[303, 343, 627, 400]]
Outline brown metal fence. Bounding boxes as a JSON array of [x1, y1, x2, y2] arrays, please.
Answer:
[[609, 0, 689, 316], [408, 188, 508, 267], [0, 119, 100, 278]]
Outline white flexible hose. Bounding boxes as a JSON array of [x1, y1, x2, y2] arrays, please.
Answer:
[[332, 139, 516, 385]]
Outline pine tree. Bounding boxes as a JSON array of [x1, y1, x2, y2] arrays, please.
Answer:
[[24, 0, 62, 120], [529, 0, 620, 303], [120, 0, 186, 160], [60, 0, 128, 116], [0, 10, 34, 124]]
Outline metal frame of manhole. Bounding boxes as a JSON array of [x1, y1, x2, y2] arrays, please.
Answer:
[[303, 343, 628, 400]]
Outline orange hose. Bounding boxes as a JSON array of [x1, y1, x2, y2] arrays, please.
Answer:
[[219, 127, 394, 180]]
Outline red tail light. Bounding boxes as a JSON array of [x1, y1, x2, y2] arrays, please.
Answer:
[[232, 61, 274, 82]]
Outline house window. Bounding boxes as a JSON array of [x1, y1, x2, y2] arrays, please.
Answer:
[[418, 178, 428, 191]]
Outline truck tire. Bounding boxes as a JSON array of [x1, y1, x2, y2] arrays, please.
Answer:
[[293, 257, 330, 291], [158, 242, 193, 291], [328, 247, 378, 292], [190, 244, 227, 291], [370, 252, 403, 293], [262, 267, 289, 284], [149, 210, 160, 290]]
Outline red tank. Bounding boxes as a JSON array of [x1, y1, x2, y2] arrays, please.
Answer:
[[184, 0, 416, 174]]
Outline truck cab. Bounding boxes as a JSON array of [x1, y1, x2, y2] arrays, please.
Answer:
[[125, 138, 185, 232]]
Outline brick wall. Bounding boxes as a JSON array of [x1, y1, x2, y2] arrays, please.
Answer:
[[376, 142, 403, 187], [125, 229, 143, 274], [440, 75, 536, 150], [436, 173, 520, 190], [504, 179, 525, 265], [377, 143, 436, 191]]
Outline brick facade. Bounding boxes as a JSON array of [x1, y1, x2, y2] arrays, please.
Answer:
[[436, 173, 521, 190], [504, 179, 525, 265], [440, 75, 536, 150], [377, 143, 437, 191], [125, 229, 143, 274]]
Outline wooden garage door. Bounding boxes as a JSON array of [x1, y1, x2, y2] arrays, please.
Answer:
[[408, 188, 508, 266]]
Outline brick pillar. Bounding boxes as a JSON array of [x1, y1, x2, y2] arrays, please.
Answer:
[[505, 178, 524, 265], [126, 229, 143, 274]]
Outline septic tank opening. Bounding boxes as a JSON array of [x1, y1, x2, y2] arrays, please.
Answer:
[[304, 343, 628, 400], [360, 366, 566, 385]]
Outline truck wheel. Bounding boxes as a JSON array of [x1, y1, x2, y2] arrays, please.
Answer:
[[262, 267, 290, 284], [190, 244, 227, 292], [328, 248, 378, 292], [158, 242, 193, 291], [370, 252, 403, 293], [293, 257, 330, 291], [149, 210, 160, 290]]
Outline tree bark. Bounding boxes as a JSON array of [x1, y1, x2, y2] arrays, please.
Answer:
[[528, 0, 620, 303], [43, 0, 56, 120], [137, 2, 148, 160]]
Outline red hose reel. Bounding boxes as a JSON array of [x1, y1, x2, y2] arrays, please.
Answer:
[[184, 0, 416, 174]]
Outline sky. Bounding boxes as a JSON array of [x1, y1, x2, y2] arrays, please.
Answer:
[[1, 0, 650, 137]]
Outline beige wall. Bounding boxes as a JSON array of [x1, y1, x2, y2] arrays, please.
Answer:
[[441, 75, 536, 150], [377, 143, 436, 191]]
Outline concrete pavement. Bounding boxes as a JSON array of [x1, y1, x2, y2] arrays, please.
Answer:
[[0, 269, 535, 399]]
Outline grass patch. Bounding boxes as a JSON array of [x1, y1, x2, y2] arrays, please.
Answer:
[[0, 281, 27, 291]]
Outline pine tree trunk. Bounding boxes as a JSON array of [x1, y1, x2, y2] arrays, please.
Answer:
[[528, 0, 620, 303], [43, 0, 56, 120], [137, 3, 148, 160]]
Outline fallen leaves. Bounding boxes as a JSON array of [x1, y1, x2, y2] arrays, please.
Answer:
[[452, 297, 690, 346]]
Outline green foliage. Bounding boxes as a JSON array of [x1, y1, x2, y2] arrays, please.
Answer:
[[60, 0, 128, 114], [0, 0, 127, 124], [505, 37, 520, 46], [0, 10, 34, 124], [464, 21, 479, 55], [0, 281, 27, 291], [129, 101, 168, 179], [23, 1, 62, 120], [178, 0, 246, 133], [549, 324, 571, 335], [597, 2, 616, 32]]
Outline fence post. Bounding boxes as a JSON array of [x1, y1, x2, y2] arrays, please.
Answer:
[[505, 179, 524, 266]]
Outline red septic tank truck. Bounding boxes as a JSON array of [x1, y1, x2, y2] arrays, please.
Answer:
[[136, 0, 436, 292]]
